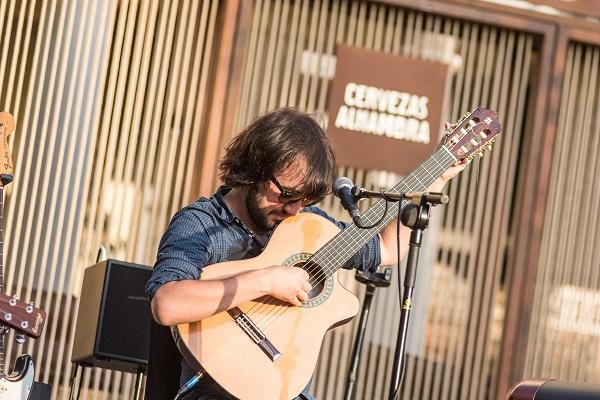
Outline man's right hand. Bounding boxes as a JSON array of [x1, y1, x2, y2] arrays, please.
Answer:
[[262, 266, 312, 307]]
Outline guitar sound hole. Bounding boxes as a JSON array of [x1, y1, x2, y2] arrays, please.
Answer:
[[295, 262, 326, 299]]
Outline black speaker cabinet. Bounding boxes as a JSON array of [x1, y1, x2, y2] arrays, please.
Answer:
[[31, 381, 51, 400], [72, 259, 153, 373]]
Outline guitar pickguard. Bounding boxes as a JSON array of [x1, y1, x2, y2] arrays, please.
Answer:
[[0, 354, 34, 400]]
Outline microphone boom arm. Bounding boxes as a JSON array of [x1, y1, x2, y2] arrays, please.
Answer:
[[352, 188, 449, 205]]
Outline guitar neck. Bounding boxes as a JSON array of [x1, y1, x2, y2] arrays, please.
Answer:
[[0, 186, 5, 373], [312, 146, 457, 278], [0, 186, 4, 293]]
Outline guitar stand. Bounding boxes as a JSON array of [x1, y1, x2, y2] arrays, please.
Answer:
[[344, 267, 392, 400]]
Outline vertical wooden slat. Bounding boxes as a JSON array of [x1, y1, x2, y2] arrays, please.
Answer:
[[195, 0, 241, 197], [125, 0, 161, 261], [277, 0, 300, 108], [148, 0, 193, 248], [112, 0, 154, 262], [175, 0, 217, 208], [2, 0, 25, 111], [266, 0, 289, 111], [130, 0, 177, 261]]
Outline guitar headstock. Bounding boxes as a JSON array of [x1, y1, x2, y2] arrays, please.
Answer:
[[0, 112, 14, 187], [0, 293, 46, 338], [442, 108, 502, 162]]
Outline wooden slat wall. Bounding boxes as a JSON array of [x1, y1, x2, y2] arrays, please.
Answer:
[[524, 41, 600, 384], [234, 1, 536, 399], [0, 0, 220, 398]]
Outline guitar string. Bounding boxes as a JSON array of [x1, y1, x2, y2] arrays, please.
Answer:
[[247, 148, 456, 330], [246, 141, 459, 326], [249, 120, 493, 331], [254, 153, 453, 332], [240, 120, 488, 331]]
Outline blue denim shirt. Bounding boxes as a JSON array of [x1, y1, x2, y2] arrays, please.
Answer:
[[146, 186, 381, 399]]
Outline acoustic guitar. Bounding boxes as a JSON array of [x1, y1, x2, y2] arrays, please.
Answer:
[[173, 108, 502, 399], [0, 112, 47, 400]]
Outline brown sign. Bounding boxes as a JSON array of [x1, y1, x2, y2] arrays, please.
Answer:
[[327, 45, 447, 175]]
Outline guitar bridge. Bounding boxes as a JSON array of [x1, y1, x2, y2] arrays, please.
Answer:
[[227, 307, 281, 362]]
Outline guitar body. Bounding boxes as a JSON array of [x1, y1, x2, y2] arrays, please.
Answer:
[[0, 354, 34, 400], [174, 212, 359, 400]]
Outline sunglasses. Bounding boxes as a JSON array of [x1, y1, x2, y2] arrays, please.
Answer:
[[269, 176, 324, 206]]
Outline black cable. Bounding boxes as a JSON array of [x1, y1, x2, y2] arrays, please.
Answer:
[[356, 196, 389, 229], [396, 200, 403, 301], [392, 200, 403, 400]]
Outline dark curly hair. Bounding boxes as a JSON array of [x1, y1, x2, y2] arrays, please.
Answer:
[[219, 108, 336, 200]]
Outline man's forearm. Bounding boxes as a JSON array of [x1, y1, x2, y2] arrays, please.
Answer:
[[151, 269, 269, 326]]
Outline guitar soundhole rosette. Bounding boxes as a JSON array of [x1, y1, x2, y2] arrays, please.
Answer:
[[283, 252, 333, 308]]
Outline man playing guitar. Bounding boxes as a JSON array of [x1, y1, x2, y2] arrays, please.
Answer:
[[146, 108, 466, 399]]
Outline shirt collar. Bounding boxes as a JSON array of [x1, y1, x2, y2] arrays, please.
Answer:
[[212, 185, 236, 224]]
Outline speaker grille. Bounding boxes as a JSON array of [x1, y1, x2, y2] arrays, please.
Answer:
[[97, 262, 152, 362]]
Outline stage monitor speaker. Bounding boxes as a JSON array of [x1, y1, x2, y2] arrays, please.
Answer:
[[72, 259, 153, 373]]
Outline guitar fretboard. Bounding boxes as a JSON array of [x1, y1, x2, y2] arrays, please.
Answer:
[[310, 146, 456, 278]]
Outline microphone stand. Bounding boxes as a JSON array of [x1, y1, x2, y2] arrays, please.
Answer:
[[388, 201, 430, 400], [344, 267, 392, 400], [353, 189, 448, 400]]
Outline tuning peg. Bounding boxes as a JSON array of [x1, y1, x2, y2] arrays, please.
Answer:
[[15, 334, 25, 344], [26, 302, 34, 313]]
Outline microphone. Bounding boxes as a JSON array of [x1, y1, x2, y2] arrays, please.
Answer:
[[333, 177, 361, 225]]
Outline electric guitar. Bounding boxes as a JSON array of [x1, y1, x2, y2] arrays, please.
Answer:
[[0, 112, 47, 399], [173, 108, 502, 399]]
